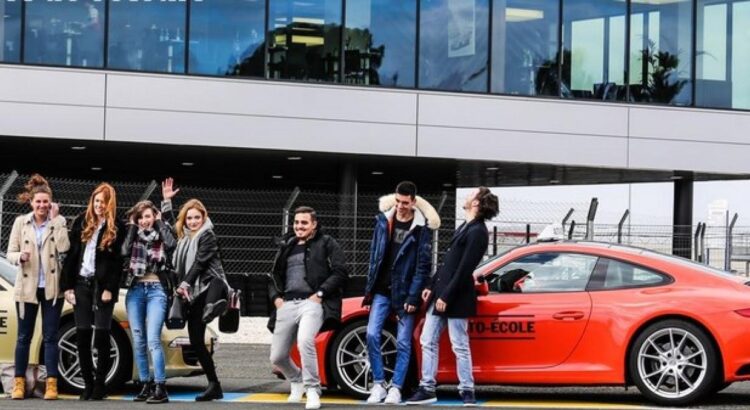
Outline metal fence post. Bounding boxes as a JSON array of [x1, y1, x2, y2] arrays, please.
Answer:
[[725, 212, 738, 271], [432, 192, 448, 274], [282, 187, 301, 235], [139, 180, 158, 202], [693, 222, 702, 261], [585, 198, 599, 240], [617, 209, 630, 244], [568, 220, 576, 240], [0, 171, 20, 247], [561, 208, 574, 232]]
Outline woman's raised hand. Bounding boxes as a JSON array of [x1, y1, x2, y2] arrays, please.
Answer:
[[162, 177, 180, 201]]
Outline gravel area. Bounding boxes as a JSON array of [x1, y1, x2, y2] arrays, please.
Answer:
[[207, 317, 272, 344]]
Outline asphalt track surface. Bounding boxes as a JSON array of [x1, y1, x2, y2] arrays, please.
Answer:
[[3, 344, 750, 409]]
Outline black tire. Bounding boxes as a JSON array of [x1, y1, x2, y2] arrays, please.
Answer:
[[327, 320, 398, 399], [56, 320, 133, 393], [628, 319, 720, 406]]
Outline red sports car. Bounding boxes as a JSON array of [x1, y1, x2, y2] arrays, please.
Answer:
[[301, 241, 750, 406]]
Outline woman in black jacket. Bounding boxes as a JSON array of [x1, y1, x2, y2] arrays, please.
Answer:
[[161, 178, 229, 401], [61, 182, 125, 401], [121, 200, 177, 404]]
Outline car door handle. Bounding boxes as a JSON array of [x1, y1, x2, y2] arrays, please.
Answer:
[[552, 311, 585, 321]]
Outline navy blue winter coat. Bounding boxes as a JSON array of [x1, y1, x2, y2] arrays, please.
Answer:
[[364, 195, 440, 316]]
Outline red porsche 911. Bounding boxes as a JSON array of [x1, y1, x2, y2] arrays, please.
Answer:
[[302, 241, 750, 406]]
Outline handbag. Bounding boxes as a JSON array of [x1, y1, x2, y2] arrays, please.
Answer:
[[219, 288, 241, 333], [166, 294, 187, 330]]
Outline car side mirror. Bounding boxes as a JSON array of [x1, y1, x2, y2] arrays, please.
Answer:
[[475, 280, 489, 297]]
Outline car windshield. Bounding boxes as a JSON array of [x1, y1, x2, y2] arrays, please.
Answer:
[[0, 255, 16, 284]]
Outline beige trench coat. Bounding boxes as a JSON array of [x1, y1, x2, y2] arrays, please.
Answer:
[[6, 213, 70, 315]]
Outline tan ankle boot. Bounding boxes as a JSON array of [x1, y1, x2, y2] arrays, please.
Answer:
[[44, 377, 58, 400], [11, 376, 25, 400]]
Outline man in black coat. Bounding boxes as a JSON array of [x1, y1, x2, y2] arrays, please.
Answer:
[[267, 206, 348, 410], [406, 187, 499, 406]]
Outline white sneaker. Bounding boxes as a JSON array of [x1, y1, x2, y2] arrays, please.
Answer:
[[384, 387, 402, 405], [288, 382, 304, 403], [305, 388, 321, 410], [366, 383, 388, 404]]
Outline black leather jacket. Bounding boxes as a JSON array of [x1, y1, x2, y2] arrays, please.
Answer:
[[267, 229, 349, 333], [120, 220, 178, 291]]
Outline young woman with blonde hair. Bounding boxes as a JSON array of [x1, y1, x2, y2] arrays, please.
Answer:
[[6, 174, 70, 400], [60, 182, 125, 400], [161, 178, 229, 401], [121, 200, 177, 403]]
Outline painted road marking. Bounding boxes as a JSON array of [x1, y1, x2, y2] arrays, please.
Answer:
[[58, 392, 651, 408]]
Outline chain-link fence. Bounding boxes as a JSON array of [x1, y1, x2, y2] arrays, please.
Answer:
[[0, 172, 457, 279], [5, 170, 750, 315]]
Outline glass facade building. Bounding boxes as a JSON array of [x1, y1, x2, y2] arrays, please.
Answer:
[[1, 0, 748, 110]]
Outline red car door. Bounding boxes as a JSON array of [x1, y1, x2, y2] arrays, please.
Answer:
[[434, 252, 596, 383]]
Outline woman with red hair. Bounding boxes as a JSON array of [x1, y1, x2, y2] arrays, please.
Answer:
[[61, 183, 125, 400]]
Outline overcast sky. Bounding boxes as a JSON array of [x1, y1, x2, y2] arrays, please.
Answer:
[[457, 180, 750, 227]]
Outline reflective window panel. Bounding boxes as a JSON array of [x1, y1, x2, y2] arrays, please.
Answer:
[[630, 0, 693, 105], [108, 0, 186, 73], [24, 0, 105, 67], [696, 0, 750, 109], [419, 0, 490, 92], [491, 0, 559, 96], [344, 0, 416, 87], [267, 0, 342, 82], [562, 0, 626, 100], [0, 0, 21, 63], [189, 0, 266, 77]]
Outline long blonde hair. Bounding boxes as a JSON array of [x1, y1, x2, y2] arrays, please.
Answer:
[[81, 183, 118, 250], [175, 199, 208, 239]]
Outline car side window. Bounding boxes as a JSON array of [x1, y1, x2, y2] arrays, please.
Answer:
[[600, 258, 667, 289], [488, 252, 598, 293]]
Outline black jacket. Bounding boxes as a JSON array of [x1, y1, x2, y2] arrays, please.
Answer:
[[61, 214, 126, 306], [160, 200, 227, 296], [427, 219, 488, 318], [120, 220, 178, 292], [267, 230, 349, 333]]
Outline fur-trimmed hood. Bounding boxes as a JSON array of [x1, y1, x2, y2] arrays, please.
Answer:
[[378, 194, 441, 230]]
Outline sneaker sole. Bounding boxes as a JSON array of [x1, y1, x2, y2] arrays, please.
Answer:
[[405, 397, 437, 405]]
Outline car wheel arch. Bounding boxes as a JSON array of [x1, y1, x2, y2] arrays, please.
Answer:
[[623, 314, 724, 387], [324, 313, 370, 390], [54, 317, 134, 393]]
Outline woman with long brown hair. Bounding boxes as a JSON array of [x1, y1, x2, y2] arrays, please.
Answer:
[[161, 178, 228, 401], [60, 182, 125, 401], [120, 200, 176, 404], [6, 174, 70, 400]]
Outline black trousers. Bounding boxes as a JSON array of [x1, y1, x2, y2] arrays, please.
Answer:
[[74, 278, 115, 387], [186, 278, 226, 384]]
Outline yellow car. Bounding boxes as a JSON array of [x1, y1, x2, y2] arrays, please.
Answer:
[[0, 254, 217, 392]]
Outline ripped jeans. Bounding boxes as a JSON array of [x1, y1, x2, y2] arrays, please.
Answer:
[[126, 281, 168, 383]]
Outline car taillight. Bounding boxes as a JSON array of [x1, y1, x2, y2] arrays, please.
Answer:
[[734, 308, 750, 317]]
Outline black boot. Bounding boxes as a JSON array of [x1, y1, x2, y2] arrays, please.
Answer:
[[91, 330, 111, 400], [134, 380, 154, 402], [76, 328, 95, 401], [195, 381, 223, 401], [147, 382, 169, 404]]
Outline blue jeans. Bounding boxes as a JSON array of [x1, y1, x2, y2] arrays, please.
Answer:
[[126, 282, 168, 383], [366, 293, 416, 389], [418, 303, 474, 392], [15, 288, 63, 377]]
